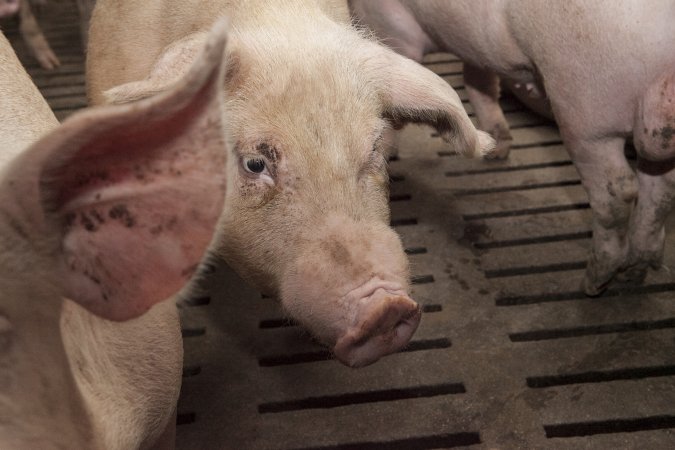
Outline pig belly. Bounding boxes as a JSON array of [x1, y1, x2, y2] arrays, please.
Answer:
[[61, 298, 182, 449]]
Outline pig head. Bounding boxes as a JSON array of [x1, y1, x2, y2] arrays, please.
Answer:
[[0, 21, 228, 449], [96, 1, 494, 368]]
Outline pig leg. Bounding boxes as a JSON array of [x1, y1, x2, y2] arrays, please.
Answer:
[[622, 73, 675, 282], [19, 0, 60, 69], [76, 0, 95, 49], [463, 63, 512, 159], [564, 135, 638, 295], [620, 160, 675, 283]]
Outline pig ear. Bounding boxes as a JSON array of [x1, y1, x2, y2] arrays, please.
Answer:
[[103, 32, 209, 105], [12, 19, 229, 321], [376, 50, 495, 157]]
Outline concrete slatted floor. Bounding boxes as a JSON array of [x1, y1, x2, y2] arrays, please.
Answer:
[[4, 2, 675, 448]]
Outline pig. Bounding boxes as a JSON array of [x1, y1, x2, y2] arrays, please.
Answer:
[[0, 0, 19, 17], [350, 0, 675, 296], [0, 20, 229, 449], [75, 0, 96, 48], [86, 0, 495, 367], [1, 0, 95, 69], [14, 0, 61, 69]]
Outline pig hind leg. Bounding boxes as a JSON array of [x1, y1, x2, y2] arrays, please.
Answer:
[[564, 135, 638, 296], [464, 63, 512, 159], [621, 160, 675, 283], [623, 74, 675, 282]]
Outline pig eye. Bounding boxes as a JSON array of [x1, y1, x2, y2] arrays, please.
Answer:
[[244, 157, 266, 174]]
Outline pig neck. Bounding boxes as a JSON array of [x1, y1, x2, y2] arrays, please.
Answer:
[[0, 230, 96, 449]]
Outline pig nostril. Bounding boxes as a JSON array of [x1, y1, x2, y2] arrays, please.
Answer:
[[394, 318, 412, 333]]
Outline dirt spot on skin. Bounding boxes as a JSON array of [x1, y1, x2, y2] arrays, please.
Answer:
[[108, 204, 135, 228], [324, 239, 352, 266], [658, 125, 674, 149], [74, 170, 109, 189], [79, 209, 105, 232], [80, 213, 97, 232], [257, 142, 280, 163]]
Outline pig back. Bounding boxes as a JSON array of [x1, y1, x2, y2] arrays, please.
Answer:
[[87, 0, 350, 105], [87, 0, 229, 105]]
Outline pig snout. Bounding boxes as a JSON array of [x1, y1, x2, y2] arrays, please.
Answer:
[[279, 216, 419, 368], [334, 290, 421, 368]]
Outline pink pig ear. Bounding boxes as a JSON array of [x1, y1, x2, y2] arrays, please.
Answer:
[[14, 19, 229, 321], [375, 49, 495, 158]]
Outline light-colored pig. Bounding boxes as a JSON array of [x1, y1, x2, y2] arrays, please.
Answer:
[[350, 0, 675, 296], [0, 0, 19, 17], [17, 0, 60, 69], [0, 20, 228, 449], [86, 0, 494, 367]]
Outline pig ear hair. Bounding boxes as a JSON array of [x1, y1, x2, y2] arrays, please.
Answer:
[[14, 19, 230, 321], [377, 50, 495, 158]]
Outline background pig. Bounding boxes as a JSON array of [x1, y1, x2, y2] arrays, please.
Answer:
[[16, 0, 60, 69], [350, 0, 675, 296], [0, 0, 96, 69], [75, 0, 95, 47], [0, 21, 228, 449], [0, 0, 19, 17], [86, 0, 494, 367]]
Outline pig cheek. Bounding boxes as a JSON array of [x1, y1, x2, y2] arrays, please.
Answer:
[[219, 189, 288, 295]]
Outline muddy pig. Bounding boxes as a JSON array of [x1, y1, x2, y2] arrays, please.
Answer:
[[86, 0, 495, 367], [0, 21, 228, 449], [350, 0, 675, 296]]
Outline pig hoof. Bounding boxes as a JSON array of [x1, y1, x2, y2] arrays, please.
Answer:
[[334, 295, 421, 368], [483, 125, 512, 160], [484, 140, 511, 160], [582, 275, 611, 297], [615, 265, 648, 285], [36, 49, 60, 70]]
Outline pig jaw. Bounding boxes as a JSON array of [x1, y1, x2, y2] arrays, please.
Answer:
[[280, 217, 420, 368]]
